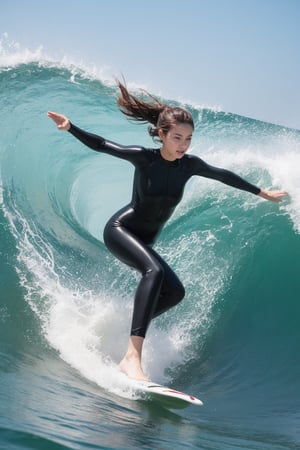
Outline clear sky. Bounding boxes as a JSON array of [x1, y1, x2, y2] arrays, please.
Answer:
[[1, 0, 300, 129]]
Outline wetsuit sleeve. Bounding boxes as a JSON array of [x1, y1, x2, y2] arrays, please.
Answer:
[[191, 156, 260, 195], [68, 122, 145, 164]]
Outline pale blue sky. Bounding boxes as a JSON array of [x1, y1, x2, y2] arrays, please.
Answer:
[[2, 0, 300, 129]]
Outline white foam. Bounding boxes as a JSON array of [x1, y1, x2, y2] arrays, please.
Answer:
[[2, 194, 195, 394], [187, 133, 300, 233], [0, 32, 111, 87], [0, 33, 44, 67], [45, 287, 188, 391]]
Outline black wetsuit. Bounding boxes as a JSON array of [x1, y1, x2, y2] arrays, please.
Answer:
[[69, 123, 260, 337]]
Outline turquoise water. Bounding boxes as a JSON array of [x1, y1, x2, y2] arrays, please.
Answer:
[[1, 42, 300, 450]]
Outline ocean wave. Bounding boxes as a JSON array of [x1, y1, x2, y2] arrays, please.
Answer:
[[1, 54, 300, 445]]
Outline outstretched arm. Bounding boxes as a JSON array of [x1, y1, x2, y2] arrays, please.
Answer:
[[192, 156, 288, 202], [47, 111, 145, 163], [48, 110, 108, 151]]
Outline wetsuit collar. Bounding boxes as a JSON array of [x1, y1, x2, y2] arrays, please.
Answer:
[[159, 148, 180, 166]]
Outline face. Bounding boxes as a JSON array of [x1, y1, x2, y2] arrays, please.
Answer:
[[159, 123, 193, 161]]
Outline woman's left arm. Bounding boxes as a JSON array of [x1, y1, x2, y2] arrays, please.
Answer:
[[191, 155, 288, 201]]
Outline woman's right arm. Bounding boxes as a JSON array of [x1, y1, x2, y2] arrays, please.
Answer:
[[47, 111, 144, 162], [48, 111, 105, 150]]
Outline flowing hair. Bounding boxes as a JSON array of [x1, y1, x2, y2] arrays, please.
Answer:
[[116, 79, 194, 141]]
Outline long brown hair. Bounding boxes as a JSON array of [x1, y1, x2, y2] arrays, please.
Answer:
[[116, 79, 194, 141]]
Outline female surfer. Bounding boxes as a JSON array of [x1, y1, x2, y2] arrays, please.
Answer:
[[48, 80, 287, 381]]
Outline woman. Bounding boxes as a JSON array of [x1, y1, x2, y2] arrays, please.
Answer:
[[48, 80, 287, 381]]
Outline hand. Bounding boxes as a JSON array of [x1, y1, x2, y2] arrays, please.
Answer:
[[258, 189, 288, 203], [47, 111, 71, 131]]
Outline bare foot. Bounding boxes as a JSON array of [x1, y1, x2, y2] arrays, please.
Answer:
[[119, 354, 150, 382], [119, 335, 150, 382]]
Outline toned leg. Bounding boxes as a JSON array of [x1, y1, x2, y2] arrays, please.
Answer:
[[149, 248, 185, 318], [104, 221, 185, 380], [104, 223, 163, 380]]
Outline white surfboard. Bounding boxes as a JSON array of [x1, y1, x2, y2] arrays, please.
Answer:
[[129, 380, 203, 410]]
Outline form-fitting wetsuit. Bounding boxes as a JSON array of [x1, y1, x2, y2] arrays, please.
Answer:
[[69, 123, 260, 337]]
